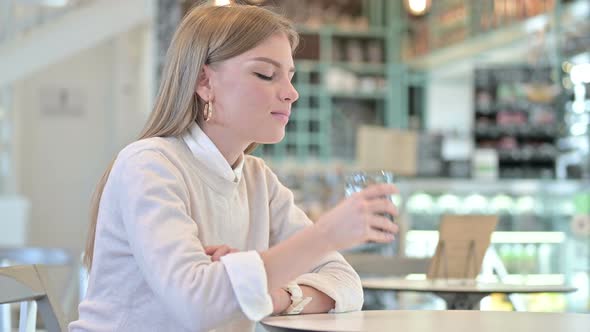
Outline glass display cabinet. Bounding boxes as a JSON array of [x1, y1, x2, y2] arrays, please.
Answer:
[[273, 165, 589, 312], [397, 178, 589, 312]]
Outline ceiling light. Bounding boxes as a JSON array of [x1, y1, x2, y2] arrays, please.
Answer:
[[571, 63, 590, 84], [404, 0, 432, 16]]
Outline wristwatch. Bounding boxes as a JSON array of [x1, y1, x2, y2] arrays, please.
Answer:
[[282, 282, 312, 315]]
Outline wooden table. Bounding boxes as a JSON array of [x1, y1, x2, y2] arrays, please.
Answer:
[[361, 278, 577, 310], [261, 310, 590, 332]]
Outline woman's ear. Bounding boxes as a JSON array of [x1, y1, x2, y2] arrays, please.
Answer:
[[196, 65, 213, 101]]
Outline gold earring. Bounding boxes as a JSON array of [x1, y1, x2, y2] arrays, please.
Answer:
[[203, 101, 213, 122]]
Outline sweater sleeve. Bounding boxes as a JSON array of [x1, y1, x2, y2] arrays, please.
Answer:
[[111, 150, 273, 331], [264, 165, 364, 312]]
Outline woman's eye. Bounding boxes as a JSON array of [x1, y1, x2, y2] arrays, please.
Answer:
[[255, 73, 273, 81]]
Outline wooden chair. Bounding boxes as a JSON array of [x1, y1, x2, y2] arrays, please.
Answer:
[[0, 265, 67, 332]]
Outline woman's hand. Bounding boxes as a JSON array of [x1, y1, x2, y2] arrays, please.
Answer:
[[204, 244, 239, 262], [315, 183, 399, 251], [269, 288, 291, 315], [204, 245, 298, 315]]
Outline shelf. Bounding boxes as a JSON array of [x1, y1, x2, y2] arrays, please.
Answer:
[[394, 178, 588, 195], [496, 148, 557, 163], [296, 25, 388, 38], [404, 1, 583, 71], [330, 62, 387, 74], [406, 212, 574, 219], [257, 1, 402, 161], [295, 60, 387, 74], [474, 126, 558, 139], [328, 90, 386, 100], [404, 274, 567, 285], [294, 85, 322, 96], [498, 156, 555, 164], [473, 63, 560, 178], [294, 85, 386, 100], [475, 101, 558, 113], [406, 231, 566, 244], [294, 60, 322, 72]]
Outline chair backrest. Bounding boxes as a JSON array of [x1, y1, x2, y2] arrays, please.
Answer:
[[343, 253, 431, 277], [0, 246, 82, 322], [0, 196, 31, 247], [0, 265, 67, 332]]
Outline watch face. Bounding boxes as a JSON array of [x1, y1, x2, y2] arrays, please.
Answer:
[[287, 283, 303, 299]]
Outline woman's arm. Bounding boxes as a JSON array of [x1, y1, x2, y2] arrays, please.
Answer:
[[261, 188, 397, 288], [116, 150, 288, 330], [208, 245, 336, 314], [270, 286, 335, 314], [114, 150, 396, 329], [262, 163, 398, 313]]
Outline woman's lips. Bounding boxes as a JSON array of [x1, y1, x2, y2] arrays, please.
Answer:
[[271, 111, 290, 124]]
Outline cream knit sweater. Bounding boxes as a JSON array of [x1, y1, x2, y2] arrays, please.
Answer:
[[70, 124, 363, 332]]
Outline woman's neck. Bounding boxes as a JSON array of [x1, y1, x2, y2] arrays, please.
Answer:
[[200, 123, 248, 169]]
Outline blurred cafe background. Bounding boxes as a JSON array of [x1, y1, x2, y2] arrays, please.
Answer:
[[0, 0, 588, 327]]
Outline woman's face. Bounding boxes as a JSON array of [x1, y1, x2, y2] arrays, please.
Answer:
[[202, 32, 299, 145]]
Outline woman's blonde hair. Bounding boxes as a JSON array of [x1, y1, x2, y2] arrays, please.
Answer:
[[84, 2, 299, 269]]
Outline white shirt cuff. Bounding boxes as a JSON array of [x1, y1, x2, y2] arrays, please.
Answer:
[[295, 273, 350, 313], [220, 251, 273, 321]]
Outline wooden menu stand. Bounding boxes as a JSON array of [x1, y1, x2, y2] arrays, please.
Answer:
[[427, 215, 499, 281], [426, 215, 499, 309]]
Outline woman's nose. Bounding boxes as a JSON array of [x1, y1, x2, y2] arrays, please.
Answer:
[[281, 80, 299, 103]]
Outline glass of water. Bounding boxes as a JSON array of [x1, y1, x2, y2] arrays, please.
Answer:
[[345, 170, 396, 222]]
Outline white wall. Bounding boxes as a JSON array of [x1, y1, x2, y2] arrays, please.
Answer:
[[425, 71, 474, 134], [12, 25, 152, 254]]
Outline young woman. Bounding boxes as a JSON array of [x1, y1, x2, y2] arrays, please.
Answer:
[[70, 3, 398, 332]]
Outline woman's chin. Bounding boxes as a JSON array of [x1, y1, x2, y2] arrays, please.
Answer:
[[257, 131, 286, 145]]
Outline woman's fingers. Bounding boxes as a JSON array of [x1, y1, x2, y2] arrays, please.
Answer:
[[360, 184, 398, 200], [368, 215, 399, 235], [204, 245, 223, 255], [315, 184, 402, 251], [366, 198, 398, 217], [367, 215, 398, 243], [205, 245, 239, 261], [367, 228, 396, 243], [212, 246, 233, 261]]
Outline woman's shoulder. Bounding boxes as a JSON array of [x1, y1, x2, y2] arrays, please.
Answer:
[[244, 154, 274, 175], [243, 155, 282, 184], [113, 136, 187, 170], [120, 136, 183, 157], [243, 154, 264, 168]]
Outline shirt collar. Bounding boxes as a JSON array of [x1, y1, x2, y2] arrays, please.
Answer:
[[182, 122, 244, 183]]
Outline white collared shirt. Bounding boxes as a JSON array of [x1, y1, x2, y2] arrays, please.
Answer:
[[182, 122, 245, 183], [71, 129, 363, 332]]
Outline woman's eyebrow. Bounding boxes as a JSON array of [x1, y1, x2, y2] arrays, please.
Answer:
[[250, 57, 295, 72]]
